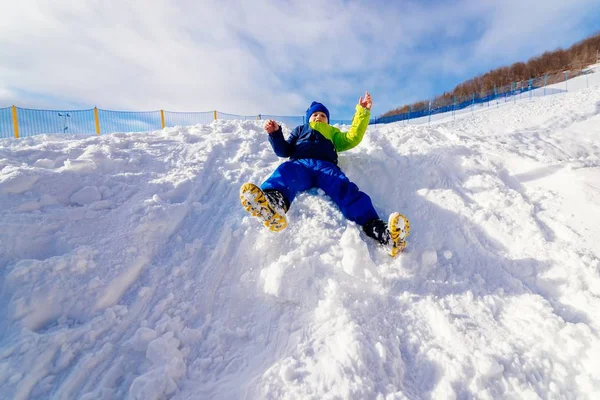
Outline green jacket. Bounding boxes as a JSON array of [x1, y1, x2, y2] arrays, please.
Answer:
[[268, 104, 371, 164]]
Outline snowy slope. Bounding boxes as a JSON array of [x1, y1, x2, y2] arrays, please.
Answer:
[[1, 87, 600, 399]]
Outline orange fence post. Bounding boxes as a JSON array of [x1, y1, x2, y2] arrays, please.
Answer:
[[12, 106, 19, 138], [213, 110, 217, 120], [160, 109, 165, 129], [94, 107, 101, 135]]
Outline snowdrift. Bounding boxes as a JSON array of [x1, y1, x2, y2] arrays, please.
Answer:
[[1, 87, 600, 399]]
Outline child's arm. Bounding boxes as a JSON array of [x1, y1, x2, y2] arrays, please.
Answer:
[[310, 91, 372, 152], [333, 103, 370, 152], [264, 120, 300, 158]]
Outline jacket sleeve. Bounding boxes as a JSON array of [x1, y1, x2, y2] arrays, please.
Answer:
[[267, 125, 300, 158], [332, 104, 371, 152]]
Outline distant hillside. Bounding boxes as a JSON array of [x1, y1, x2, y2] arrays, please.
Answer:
[[382, 32, 600, 118]]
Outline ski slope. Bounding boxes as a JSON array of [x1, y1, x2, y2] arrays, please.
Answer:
[[1, 86, 600, 399]]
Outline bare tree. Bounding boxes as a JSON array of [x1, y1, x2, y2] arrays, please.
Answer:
[[381, 32, 600, 118]]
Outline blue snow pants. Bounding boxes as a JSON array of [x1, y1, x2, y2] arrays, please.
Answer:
[[261, 159, 379, 226]]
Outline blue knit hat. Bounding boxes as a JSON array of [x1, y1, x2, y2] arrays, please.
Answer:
[[306, 101, 330, 123]]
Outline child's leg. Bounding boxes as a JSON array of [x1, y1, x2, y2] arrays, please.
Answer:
[[314, 162, 379, 226], [312, 161, 410, 256], [261, 160, 314, 207]]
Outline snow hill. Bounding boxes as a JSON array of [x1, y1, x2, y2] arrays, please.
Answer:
[[1, 86, 600, 400]]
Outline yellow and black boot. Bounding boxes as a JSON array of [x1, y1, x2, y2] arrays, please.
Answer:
[[363, 213, 411, 257], [239, 183, 288, 232], [387, 212, 411, 257]]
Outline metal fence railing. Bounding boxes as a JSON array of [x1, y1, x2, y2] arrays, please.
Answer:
[[0, 107, 14, 138], [2, 65, 599, 138], [372, 66, 599, 125], [162, 111, 214, 128]]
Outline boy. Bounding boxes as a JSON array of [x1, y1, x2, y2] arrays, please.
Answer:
[[240, 91, 410, 257]]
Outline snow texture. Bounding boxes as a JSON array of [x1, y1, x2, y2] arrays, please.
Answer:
[[1, 73, 600, 399]]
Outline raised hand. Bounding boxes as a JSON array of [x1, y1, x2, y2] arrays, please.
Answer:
[[264, 119, 279, 134], [359, 91, 372, 110]]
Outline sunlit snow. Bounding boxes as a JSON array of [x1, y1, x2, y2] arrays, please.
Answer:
[[1, 75, 600, 399]]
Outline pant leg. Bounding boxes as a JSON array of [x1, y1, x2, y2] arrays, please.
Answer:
[[314, 161, 379, 226], [261, 160, 314, 204]]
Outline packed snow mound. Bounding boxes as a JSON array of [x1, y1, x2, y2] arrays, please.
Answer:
[[1, 87, 600, 399]]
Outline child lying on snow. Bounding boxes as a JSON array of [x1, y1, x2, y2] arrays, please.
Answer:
[[240, 91, 410, 257]]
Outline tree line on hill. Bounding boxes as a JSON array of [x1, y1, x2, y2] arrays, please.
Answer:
[[382, 32, 600, 116]]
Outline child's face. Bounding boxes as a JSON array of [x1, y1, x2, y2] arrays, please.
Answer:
[[309, 111, 328, 124]]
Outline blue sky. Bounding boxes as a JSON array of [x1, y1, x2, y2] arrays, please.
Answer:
[[1, 0, 599, 120]]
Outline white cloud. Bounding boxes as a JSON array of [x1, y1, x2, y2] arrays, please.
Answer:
[[1, 0, 598, 118]]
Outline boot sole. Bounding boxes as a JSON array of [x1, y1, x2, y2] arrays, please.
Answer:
[[388, 212, 410, 257], [240, 183, 287, 232]]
